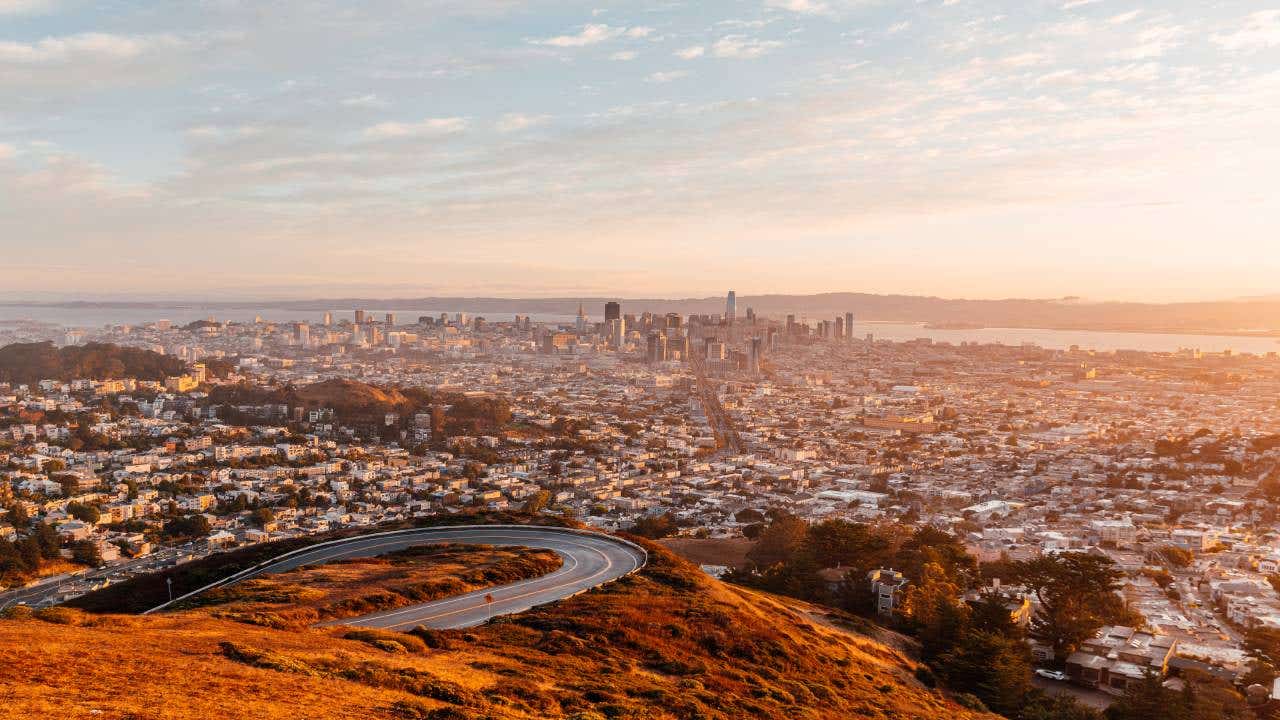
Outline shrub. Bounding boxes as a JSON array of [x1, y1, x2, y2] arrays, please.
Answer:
[[34, 606, 86, 625], [953, 693, 989, 712], [0, 605, 34, 620], [343, 628, 428, 654], [913, 665, 937, 688]]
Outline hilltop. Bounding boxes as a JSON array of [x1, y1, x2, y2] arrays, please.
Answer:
[[2, 540, 998, 720], [0, 341, 187, 384]]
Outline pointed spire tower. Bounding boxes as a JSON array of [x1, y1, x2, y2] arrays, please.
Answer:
[[576, 301, 587, 334]]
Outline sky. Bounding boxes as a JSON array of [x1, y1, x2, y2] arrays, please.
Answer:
[[1, 0, 1278, 302]]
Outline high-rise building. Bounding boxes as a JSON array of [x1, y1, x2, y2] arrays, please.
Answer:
[[354, 309, 366, 324], [845, 312, 854, 342], [786, 314, 796, 336], [664, 312, 681, 330], [609, 318, 626, 348], [835, 316, 845, 340], [385, 312, 395, 327], [293, 322, 310, 346], [604, 301, 621, 322], [748, 336, 763, 376], [323, 311, 333, 326], [576, 302, 587, 334], [725, 290, 737, 324]]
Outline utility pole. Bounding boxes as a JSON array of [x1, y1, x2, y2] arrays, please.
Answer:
[[166, 577, 173, 603]]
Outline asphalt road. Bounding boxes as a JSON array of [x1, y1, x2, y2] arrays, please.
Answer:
[[160, 525, 648, 630]]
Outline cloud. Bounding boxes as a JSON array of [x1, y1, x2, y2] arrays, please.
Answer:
[[712, 35, 784, 59], [675, 45, 705, 59], [625, 26, 655, 39], [495, 113, 550, 133], [0, 0, 54, 14], [341, 94, 388, 109], [646, 70, 688, 83], [1112, 25, 1185, 60], [0, 32, 186, 65], [530, 23, 633, 47], [363, 117, 467, 139], [886, 21, 911, 35], [1212, 10, 1280, 52], [610, 50, 638, 61], [1108, 10, 1141, 24], [766, 0, 831, 16], [0, 142, 15, 159], [1061, 0, 1102, 9]]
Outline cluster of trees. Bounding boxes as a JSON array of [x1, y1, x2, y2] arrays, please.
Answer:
[[0, 518, 65, 583], [1104, 669, 1252, 720], [724, 512, 1148, 719], [0, 341, 187, 383]]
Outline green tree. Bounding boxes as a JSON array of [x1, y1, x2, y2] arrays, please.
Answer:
[[66, 502, 101, 524], [249, 507, 275, 527], [71, 540, 103, 567], [900, 561, 971, 659], [935, 630, 1033, 717], [1014, 553, 1129, 661], [521, 490, 552, 514], [1021, 693, 1103, 720], [746, 512, 810, 567]]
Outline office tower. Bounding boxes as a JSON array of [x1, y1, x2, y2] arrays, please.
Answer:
[[665, 312, 681, 330], [845, 312, 854, 342], [835, 316, 845, 340], [385, 312, 395, 327], [604, 301, 621, 322], [576, 303, 587, 334], [725, 290, 736, 324], [786, 314, 796, 336], [321, 311, 332, 326], [351, 324, 364, 345], [746, 307, 756, 324], [455, 312, 467, 325], [293, 322, 310, 346], [749, 336, 763, 376], [474, 317, 486, 333], [609, 318, 626, 348], [353, 309, 365, 325]]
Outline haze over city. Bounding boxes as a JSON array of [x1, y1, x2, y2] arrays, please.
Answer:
[[2, 0, 1279, 300]]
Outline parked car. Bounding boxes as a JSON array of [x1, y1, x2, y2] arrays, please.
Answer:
[[1035, 669, 1068, 681]]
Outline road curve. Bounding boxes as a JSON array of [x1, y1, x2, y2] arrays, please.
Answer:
[[148, 525, 647, 630]]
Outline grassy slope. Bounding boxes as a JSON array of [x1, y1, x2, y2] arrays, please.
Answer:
[[0, 542, 999, 720], [196, 543, 563, 627]]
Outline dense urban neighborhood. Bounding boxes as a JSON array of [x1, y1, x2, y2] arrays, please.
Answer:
[[2, 301, 1280, 718]]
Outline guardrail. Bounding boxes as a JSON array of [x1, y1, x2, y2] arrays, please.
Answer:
[[143, 523, 648, 615]]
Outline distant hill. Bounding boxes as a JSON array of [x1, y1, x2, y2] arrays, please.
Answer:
[[21, 524, 999, 720], [0, 341, 187, 384]]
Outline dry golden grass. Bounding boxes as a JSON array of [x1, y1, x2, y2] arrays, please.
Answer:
[[0, 541, 999, 720], [193, 543, 561, 628], [657, 536, 755, 568]]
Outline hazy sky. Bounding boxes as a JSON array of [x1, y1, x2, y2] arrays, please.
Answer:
[[1, 1, 1278, 301]]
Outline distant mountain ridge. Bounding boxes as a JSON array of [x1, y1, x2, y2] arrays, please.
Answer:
[[6, 292, 1279, 335]]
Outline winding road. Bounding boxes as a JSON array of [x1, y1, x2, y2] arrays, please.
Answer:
[[147, 525, 647, 630]]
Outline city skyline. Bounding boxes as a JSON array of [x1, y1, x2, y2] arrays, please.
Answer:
[[1, 1, 1278, 301]]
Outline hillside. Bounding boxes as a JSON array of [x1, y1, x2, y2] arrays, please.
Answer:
[[0, 341, 187, 383], [2, 541, 999, 720]]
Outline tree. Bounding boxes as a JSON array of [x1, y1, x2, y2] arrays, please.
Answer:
[[629, 512, 679, 539], [935, 630, 1033, 717], [249, 507, 275, 527], [66, 502, 101, 524], [34, 522, 61, 559], [747, 512, 810, 567], [4, 503, 28, 527], [1021, 693, 1103, 720], [521, 490, 552, 515], [900, 562, 971, 659], [162, 514, 212, 540], [1014, 553, 1129, 661], [71, 540, 103, 567]]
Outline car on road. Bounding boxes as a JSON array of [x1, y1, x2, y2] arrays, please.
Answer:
[[1035, 669, 1068, 681]]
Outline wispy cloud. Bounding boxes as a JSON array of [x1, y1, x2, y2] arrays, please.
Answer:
[[1212, 10, 1280, 52], [766, 0, 831, 16], [712, 35, 783, 59], [530, 23, 627, 47], [675, 45, 705, 59], [495, 113, 550, 132], [646, 70, 688, 83], [363, 117, 467, 139]]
